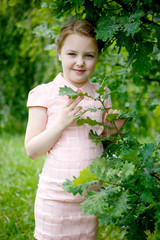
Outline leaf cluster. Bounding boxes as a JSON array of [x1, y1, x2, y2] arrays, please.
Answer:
[[63, 136, 160, 239], [61, 85, 160, 239], [59, 85, 135, 140], [31, 0, 160, 76]]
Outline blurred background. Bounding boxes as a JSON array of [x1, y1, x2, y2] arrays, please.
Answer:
[[0, 0, 160, 239], [0, 0, 160, 138]]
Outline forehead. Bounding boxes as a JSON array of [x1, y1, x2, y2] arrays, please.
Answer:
[[61, 34, 98, 53]]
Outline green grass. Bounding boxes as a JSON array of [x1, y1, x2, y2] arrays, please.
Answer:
[[0, 134, 44, 240]]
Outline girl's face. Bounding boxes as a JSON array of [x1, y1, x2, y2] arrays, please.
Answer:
[[58, 34, 99, 88]]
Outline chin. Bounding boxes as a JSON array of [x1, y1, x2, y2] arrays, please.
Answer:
[[74, 78, 87, 84]]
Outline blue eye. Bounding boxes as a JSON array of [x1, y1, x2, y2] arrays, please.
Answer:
[[86, 54, 93, 58], [68, 53, 76, 56]]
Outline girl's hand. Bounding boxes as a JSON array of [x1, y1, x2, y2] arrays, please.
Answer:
[[25, 96, 84, 159], [57, 95, 84, 130], [103, 109, 127, 137]]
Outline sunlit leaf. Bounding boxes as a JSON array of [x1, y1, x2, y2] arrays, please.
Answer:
[[59, 86, 78, 99], [73, 166, 97, 186]]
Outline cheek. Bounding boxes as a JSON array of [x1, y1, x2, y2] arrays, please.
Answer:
[[62, 58, 75, 68], [88, 60, 97, 71]]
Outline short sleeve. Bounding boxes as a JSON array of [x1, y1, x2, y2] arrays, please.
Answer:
[[27, 84, 48, 108], [104, 86, 112, 109]]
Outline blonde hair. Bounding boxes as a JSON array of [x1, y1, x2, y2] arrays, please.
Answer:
[[55, 20, 104, 54]]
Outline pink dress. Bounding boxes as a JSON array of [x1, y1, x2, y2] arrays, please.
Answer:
[[27, 73, 111, 240]]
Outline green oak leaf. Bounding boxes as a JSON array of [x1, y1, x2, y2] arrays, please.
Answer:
[[90, 157, 109, 179], [77, 117, 103, 126], [81, 189, 109, 215], [140, 189, 154, 204], [121, 149, 141, 166], [62, 179, 84, 196], [119, 111, 140, 119], [88, 108, 97, 112], [59, 86, 78, 99], [142, 143, 155, 168], [107, 113, 119, 121], [124, 20, 139, 37], [73, 112, 84, 119], [121, 161, 135, 178], [72, 166, 97, 186], [111, 191, 131, 218], [96, 16, 121, 41], [89, 130, 101, 139]]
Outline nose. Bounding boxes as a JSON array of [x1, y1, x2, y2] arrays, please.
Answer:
[[76, 56, 84, 67]]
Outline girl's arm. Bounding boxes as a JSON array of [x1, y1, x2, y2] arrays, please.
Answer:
[[25, 96, 83, 160]]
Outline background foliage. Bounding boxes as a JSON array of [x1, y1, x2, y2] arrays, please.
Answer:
[[0, 0, 160, 239], [0, 0, 160, 137]]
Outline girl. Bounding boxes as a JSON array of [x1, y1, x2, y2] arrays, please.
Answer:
[[25, 20, 124, 240]]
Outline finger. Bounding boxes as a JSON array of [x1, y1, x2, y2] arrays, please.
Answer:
[[72, 106, 82, 115], [65, 97, 75, 107], [108, 109, 119, 114], [113, 110, 120, 114], [65, 96, 83, 108], [69, 96, 84, 109], [108, 109, 113, 114]]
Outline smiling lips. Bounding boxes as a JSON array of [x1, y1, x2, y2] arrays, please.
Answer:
[[73, 69, 86, 74]]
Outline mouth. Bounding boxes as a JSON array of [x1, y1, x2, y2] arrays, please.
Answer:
[[73, 69, 86, 74]]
